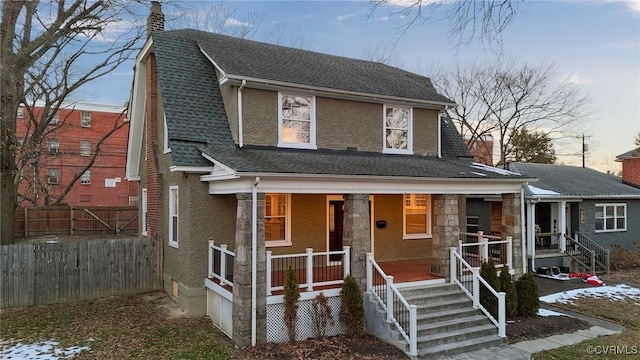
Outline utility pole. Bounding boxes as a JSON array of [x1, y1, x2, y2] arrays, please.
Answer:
[[580, 134, 592, 168]]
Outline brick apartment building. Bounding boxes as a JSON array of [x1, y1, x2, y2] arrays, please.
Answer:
[[16, 102, 137, 207], [464, 134, 494, 166]]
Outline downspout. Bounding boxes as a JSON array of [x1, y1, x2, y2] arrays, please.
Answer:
[[437, 110, 444, 158], [520, 184, 526, 275], [251, 176, 260, 347], [238, 80, 247, 148]]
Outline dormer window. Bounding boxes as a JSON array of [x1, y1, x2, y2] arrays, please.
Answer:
[[383, 105, 413, 154], [278, 93, 316, 149]]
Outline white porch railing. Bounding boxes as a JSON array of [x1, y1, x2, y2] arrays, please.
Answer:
[[366, 253, 417, 356], [450, 247, 506, 338], [266, 247, 350, 295], [208, 240, 235, 287], [459, 231, 513, 270]]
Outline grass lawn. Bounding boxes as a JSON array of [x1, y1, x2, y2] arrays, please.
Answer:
[[0, 291, 238, 359], [533, 296, 640, 359]]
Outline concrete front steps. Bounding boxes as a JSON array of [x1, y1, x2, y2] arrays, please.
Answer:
[[395, 283, 505, 358]]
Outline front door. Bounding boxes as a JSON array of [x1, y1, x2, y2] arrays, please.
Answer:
[[329, 200, 344, 262]]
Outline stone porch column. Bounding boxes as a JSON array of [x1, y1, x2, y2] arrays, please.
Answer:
[[343, 193, 371, 290], [501, 193, 523, 277], [232, 192, 266, 348], [432, 195, 460, 280]]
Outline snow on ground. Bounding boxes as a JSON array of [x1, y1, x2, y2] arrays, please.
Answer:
[[537, 308, 566, 317], [0, 340, 90, 360], [540, 284, 640, 305]]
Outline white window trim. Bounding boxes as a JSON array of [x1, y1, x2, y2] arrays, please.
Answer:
[[163, 114, 171, 154], [277, 92, 317, 150], [141, 188, 148, 236], [81, 111, 91, 127], [169, 185, 179, 248], [265, 193, 292, 247], [80, 140, 91, 156], [383, 104, 413, 155], [595, 203, 627, 233], [80, 170, 91, 185], [403, 193, 432, 239]]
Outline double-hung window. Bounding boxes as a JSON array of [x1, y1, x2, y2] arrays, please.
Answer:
[[264, 193, 291, 247], [169, 186, 179, 248], [80, 170, 91, 185], [595, 204, 626, 232], [47, 168, 60, 185], [80, 140, 91, 156], [383, 105, 412, 154], [403, 194, 431, 239], [278, 93, 316, 149], [81, 111, 91, 127], [48, 139, 59, 154]]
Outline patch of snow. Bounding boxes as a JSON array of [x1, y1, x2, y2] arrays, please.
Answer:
[[540, 284, 640, 305], [528, 185, 559, 195], [470, 162, 521, 176], [0, 340, 90, 360], [471, 172, 487, 177], [538, 308, 566, 317]]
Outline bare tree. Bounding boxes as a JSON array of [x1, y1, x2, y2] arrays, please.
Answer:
[[362, 43, 403, 67], [1, 1, 144, 244], [167, 3, 264, 39], [369, 0, 519, 47], [433, 60, 590, 167], [261, 23, 313, 49]]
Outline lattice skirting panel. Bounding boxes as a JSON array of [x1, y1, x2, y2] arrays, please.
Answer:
[[266, 294, 346, 343]]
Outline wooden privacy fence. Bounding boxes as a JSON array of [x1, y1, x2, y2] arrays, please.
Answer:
[[0, 237, 160, 308], [13, 206, 138, 238]]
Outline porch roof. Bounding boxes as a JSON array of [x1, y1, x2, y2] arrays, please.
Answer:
[[510, 162, 640, 199]]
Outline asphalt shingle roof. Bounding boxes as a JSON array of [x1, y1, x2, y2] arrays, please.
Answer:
[[191, 30, 455, 104], [440, 113, 473, 159], [616, 148, 640, 159], [509, 162, 640, 198], [199, 144, 523, 179]]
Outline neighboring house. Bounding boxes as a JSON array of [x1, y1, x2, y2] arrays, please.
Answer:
[[16, 102, 137, 207], [506, 162, 640, 273], [125, 2, 532, 357], [465, 134, 494, 166], [616, 148, 640, 189]]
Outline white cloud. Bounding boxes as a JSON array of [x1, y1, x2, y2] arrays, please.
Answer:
[[337, 11, 362, 22], [386, 0, 453, 8], [626, 0, 640, 12], [224, 18, 251, 27], [563, 72, 592, 85]]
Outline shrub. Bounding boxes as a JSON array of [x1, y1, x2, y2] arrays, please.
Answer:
[[310, 292, 334, 338], [515, 272, 540, 318], [479, 258, 499, 318], [610, 242, 640, 271], [339, 276, 364, 336], [283, 266, 300, 342], [499, 266, 518, 319]]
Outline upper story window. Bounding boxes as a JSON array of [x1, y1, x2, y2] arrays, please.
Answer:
[[278, 93, 316, 149], [49, 110, 59, 125], [80, 170, 91, 185], [383, 105, 413, 154], [47, 168, 60, 185], [403, 194, 431, 239], [17, 107, 23, 118], [169, 186, 179, 248], [595, 204, 626, 232], [81, 111, 91, 127], [48, 139, 59, 154], [264, 193, 291, 247], [80, 140, 91, 156]]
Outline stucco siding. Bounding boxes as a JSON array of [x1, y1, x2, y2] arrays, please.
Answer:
[[373, 195, 432, 262], [241, 88, 278, 146], [412, 108, 439, 156], [268, 194, 326, 255], [316, 98, 380, 152]]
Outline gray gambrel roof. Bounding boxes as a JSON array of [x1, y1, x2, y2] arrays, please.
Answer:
[[149, 29, 520, 181], [509, 163, 640, 198]]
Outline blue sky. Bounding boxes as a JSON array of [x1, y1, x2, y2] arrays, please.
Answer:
[[90, 0, 640, 172]]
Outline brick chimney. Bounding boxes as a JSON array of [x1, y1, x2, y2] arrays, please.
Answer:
[[620, 156, 640, 188], [144, 0, 163, 238], [147, 1, 164, 37]]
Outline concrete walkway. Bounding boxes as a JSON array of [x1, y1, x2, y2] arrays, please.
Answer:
[[446, 306, 623, 360]]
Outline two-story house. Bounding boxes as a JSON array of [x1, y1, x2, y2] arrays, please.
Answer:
[[126, 2, 533, 357]]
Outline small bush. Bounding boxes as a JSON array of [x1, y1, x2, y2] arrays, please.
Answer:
[[310, 292, 334, 338], [610, 242, 640, 271], [515, 272, 540, 318], [499, 266, 518, 319], [283, 266, 300, 342], [339, 276, 364, 336], [479, 258, 499, 318]]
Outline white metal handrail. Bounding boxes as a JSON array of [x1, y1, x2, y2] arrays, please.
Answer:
[[450, 247, 506, 338], [458, 236, 513, 270], [266, 246, 350, 295], [366, 253, 417, 356], [208, 240, 235, 287]]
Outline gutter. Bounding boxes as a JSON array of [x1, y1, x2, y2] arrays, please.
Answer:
[[251, 176, 260, 346], [238, 80, 246, 148]]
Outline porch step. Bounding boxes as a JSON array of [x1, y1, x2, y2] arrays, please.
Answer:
[[389, 283, 504, 358]]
